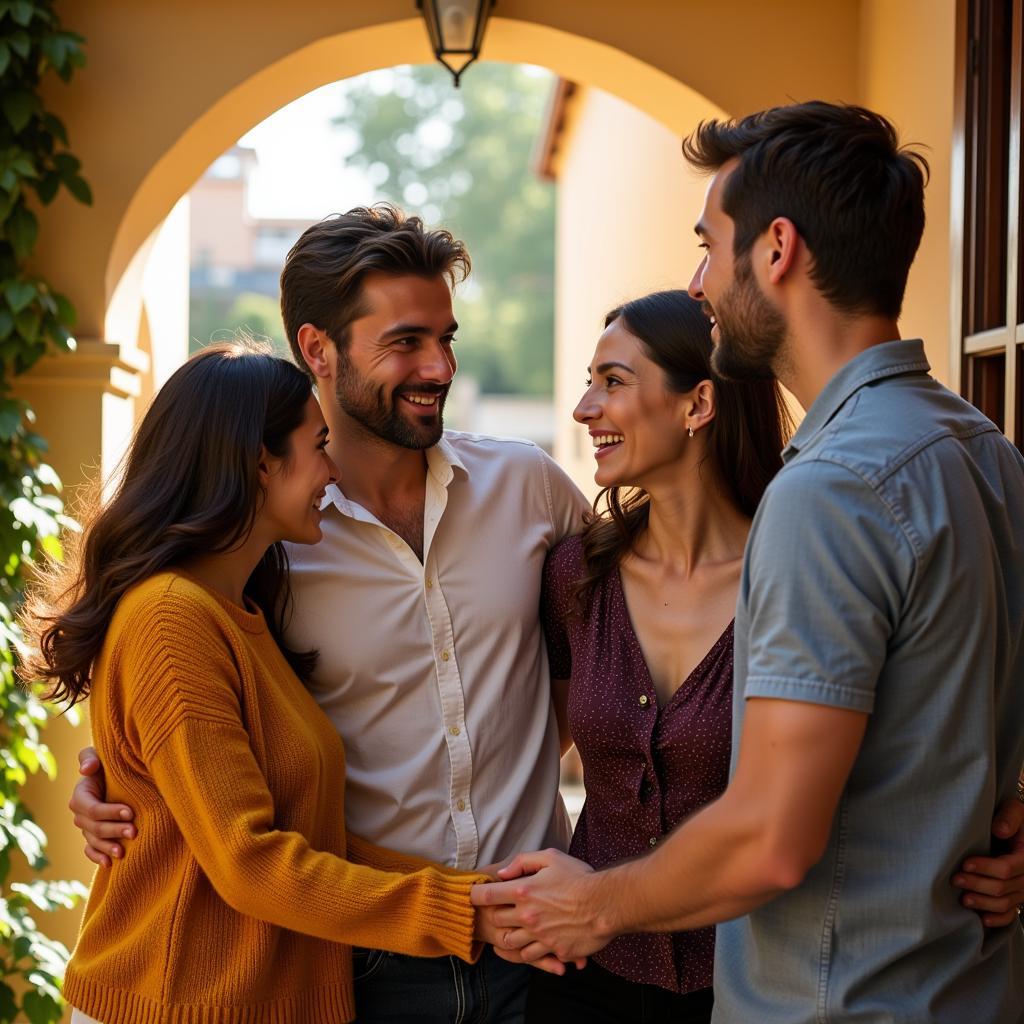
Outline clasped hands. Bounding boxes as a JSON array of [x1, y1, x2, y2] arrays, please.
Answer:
[[471, 848, 607, 976]]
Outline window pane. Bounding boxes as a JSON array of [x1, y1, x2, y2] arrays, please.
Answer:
[[1017, 344, 1023, 453], [967, 0, 1012, 333], [969, 351, 1006, 429]]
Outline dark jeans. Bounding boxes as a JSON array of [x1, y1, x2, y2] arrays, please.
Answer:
[[353, 946, 530, 1023], [526, 959, 714, 1024]]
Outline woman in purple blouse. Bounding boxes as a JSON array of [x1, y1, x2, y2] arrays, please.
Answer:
[[527, 290, 792, 1023]]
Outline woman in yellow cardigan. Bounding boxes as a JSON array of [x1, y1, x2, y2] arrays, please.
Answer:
[[21, 344, 495, 1024]]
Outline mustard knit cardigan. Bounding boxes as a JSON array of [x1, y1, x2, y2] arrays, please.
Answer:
[[63, 572, 485, 1024]]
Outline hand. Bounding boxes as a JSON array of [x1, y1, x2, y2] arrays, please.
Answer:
[[953, 796, 1024, 927], [471, 848, 607, 964], [472, 892, 586, 976], [71, 746, 136, 867]]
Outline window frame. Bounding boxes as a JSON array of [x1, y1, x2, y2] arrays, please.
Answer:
[[952, 0, 1022, 447]]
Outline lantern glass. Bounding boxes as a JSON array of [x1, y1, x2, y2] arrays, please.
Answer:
[[418, 0, 494, 85], [438, 0, 476, 50]]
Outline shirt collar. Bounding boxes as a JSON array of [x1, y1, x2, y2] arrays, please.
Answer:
[[428, 433, 469, 486], [318, 433, 469, 516], [782, 339, 931, 463]]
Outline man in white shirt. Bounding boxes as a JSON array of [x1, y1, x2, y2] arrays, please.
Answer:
[[72, 204, 588, 1023]]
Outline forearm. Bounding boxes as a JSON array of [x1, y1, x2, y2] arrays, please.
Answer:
[[592, 791, 798, 938], [347, 832, 486, 881], [153, 722, 484, 960]]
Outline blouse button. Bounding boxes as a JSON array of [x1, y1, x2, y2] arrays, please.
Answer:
[[638, 694, 649, 706], [648, 836, 658, 847]]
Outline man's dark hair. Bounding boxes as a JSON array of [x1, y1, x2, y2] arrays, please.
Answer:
[[280, 204, 470, 378], [682, 101, 930, 318]]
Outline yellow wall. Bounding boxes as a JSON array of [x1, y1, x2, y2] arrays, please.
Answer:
[[859, 0, 957, 384], [551, 86, 723, 496]]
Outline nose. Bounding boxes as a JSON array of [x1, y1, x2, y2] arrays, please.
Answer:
[[419, 338, 457, 384], [573, 384, 601, 424], [323, 452, 340, 485], [687, 255, 707, 301]]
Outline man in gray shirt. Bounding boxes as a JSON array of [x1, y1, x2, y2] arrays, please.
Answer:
[[474, 101, 1024, 1022]]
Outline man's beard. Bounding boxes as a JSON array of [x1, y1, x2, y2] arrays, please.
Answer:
[[334, 348, 447, 450], [709, 250, 787, 382]]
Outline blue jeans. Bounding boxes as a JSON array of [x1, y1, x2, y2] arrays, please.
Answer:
[[353, 946, 529, 1023]]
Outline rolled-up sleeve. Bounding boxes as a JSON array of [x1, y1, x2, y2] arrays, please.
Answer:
[[740, 459, 917, 714]]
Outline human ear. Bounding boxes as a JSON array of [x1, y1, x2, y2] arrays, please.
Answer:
[[296, 324, 334, 381], [257, 444, 285, 485], [766, 217, 800, 284], [684, 379, 717, 435]]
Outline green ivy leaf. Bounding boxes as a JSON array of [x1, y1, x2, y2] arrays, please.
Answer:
[[7, 30, 29, 60], [0, 308, 12, 339], [7, 205, 37, 259], [65, 174, 91, 205], [22, 988, 63, 1024], [53, 292, 74, 326], [51, 153, 79, 176], [4, 279, 35, 313], [42, 113, 67, 145], [33, 172, 59, 204], [0, 42, 10, 77], [0, 188, 17, 223], [2, 90, 34, 133], [10, 0, 33, 27], [14, 306, 40, 344], [0, 398, 22, 439], [0, 980, 17, 1020]]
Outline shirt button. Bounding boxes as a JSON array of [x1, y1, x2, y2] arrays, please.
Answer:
[[426, 578, 433, 588], [441, 650, 450, 662], [457, 799, 466, 812], [638, 695, 649, 706], [649, 836, 658, 847], [449, 725, 460, 736]]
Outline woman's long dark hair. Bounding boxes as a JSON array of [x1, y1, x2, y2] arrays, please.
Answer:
[[574, 290, 793, 611], [22, 343, 319, 706]]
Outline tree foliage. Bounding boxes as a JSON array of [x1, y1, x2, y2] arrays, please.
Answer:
[[0, 2, 90, 1020], [189, 291, 288, 356], [336, 63, 556, 395]]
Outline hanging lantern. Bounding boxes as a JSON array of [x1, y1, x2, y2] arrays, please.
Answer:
[[417, 0, 496, 87]]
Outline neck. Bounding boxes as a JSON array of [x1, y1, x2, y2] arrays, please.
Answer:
[[325, 406, 430, 509], [633, 458, 750, 575], [778, 307, 901, 412], [180, 528, 270, 606]]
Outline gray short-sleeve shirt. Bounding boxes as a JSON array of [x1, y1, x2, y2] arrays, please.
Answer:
[[713, 340, 1024, 1024]]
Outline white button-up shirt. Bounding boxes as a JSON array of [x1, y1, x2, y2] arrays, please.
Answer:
[[285, 432, 589, 869]]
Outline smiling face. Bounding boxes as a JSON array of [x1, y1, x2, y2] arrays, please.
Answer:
[[573, 319, 695, 490], [261, 394, 339, 545], [331, 272, 458, 450], [689, 161, 786, 381]]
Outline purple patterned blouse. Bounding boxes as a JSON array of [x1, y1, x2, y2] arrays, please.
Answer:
[[541, 534, 733, 995]]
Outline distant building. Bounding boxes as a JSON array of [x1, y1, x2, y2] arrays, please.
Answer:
[[189, 146, 315, 298]]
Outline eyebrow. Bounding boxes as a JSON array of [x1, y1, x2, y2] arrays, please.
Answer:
[[592, 360, 636, 375], [379, 320, 459, 340]]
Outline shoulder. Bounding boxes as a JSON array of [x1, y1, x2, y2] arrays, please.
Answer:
[[546, 533, 585, 579], [116, 571, 219, 623], [110, 572, 237, 659], [542, 534, 586, 610], [442, 430, 554, 473]]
